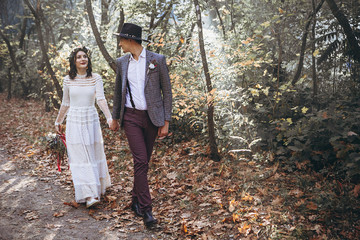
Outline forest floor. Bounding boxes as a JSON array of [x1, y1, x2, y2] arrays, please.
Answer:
[[1, 93, 360, 240]]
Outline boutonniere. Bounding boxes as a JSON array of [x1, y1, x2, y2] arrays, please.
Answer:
[[147, 60, 158, 74]]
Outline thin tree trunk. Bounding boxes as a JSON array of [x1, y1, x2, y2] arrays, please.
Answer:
[[101, 0, 110, 34], [116, 7, 125, 57], [85, 0, 116, 72], [211, 0, 226, 40], [273, 27, 282, 118], [311, 0, 318, 101], [0, 29, 20, 72], [292, 0, 325, 85], [19, 16, 27, 49], [230, 0, 235, 33], [326, 0, 360, 62], [147, 2, 173, 43], [194, 0, 220, 161], [24, 0, 63, 101], [7, 68, 12, 100]]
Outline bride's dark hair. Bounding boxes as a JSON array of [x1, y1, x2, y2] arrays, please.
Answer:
[[68, 46, 92, 79]]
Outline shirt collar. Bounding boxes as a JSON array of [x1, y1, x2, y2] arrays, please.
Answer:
[[129, 48, 146, 62]]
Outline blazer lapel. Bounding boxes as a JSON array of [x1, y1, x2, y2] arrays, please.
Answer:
[[145, 50, 153, 87], [121, 55, 130, 92]]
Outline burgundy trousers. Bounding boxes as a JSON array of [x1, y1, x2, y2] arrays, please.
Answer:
[[123, 108, 158, 213]]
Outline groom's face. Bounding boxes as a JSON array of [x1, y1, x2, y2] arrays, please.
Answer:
[[119, 37, 131, 53]]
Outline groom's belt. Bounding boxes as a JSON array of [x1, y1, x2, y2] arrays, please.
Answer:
[[125, 107, 148, 113]]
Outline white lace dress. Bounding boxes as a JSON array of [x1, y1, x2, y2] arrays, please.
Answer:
[[55, 73, 112, 203]]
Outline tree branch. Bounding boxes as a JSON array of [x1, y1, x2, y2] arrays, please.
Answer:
[[85, 0, 116, 72], [292, 0, 325, 85], [326, 0, 360, 62]]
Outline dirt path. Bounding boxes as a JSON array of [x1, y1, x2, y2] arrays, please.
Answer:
[[0, 148, 154, 240]]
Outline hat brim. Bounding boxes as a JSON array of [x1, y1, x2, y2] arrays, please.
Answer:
[[113, 33, 150, 42]]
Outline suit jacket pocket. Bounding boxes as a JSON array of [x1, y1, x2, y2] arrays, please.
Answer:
[[148, 70, 159, 75]]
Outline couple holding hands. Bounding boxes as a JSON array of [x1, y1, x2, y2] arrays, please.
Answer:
[[54, 23, 172, 228]]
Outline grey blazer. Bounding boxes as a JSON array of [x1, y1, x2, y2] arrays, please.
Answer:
[[112, 49, 172, 127]]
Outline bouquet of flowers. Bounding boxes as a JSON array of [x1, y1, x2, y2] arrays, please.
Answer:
[[44, 132, 67, 171]]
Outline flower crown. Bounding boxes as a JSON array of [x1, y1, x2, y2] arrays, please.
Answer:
[[70, 45, 91, 56]]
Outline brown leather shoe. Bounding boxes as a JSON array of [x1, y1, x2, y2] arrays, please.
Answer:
[[143, 211, 157, 227], [131, 201, 143, 217]]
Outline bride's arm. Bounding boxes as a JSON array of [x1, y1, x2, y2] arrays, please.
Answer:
[[95, 74, 112, 126], [55, 77, 70, 132]]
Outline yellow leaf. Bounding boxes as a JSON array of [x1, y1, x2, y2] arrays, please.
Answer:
[[286, 118, 293, 124], [313, 49, 320, 57], [301, 107, 309, 114], [241, 194, 253, 202], [180, 36, 184, 43], [261, 21, 270, 28], [278, 8, 284, 14]]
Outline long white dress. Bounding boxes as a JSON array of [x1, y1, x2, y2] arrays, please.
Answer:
[[55, 73, 112, 203]]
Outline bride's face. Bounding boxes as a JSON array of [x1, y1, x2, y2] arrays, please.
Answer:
[[75, 51, 88, 71]]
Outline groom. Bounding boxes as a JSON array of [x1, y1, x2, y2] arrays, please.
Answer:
[[110, 23, 172, 227]]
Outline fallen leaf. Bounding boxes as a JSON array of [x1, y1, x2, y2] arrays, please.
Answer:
[[288, 189, 304, 198], [181, 221, 188, 234], [64, 201, 79, 208], [238, 222, 251, 235], [53, 211, 65, 217], [166, 172, 177, 180], [353, 185, 360, 197], [271, 196, 283, 206], [306, 201, 317, 210], [24, 211, 39, 221]]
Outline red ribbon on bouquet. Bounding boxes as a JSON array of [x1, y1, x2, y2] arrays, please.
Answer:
[[57, 133, 67, 172]]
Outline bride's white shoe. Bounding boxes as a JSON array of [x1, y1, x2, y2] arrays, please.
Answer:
[[86, 197, 100, 208]]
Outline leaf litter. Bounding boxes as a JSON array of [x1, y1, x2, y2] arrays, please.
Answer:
[[1, 93, 360, 239]]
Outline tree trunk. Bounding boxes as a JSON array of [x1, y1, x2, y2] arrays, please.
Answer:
[[116, 7, 125, 58], [193, 0, 221, 161], [312, 0, 318, 101], [24, 0, 63, 101], [211, 0, 226, 40], [230, 0, 236, 33], [272, 26, 283, 118], [19, 15, 28, 49], [85, 0, 116, 72], [292, 0, 325, 85], [0, 29, 20, 72], [101, 0, 110, 34], [326, 0, 360, 62], [7, 68, 12, 100], [147, 2, 173, 43]]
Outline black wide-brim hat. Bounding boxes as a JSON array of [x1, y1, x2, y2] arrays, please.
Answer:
[[113, 23, 149, 42]]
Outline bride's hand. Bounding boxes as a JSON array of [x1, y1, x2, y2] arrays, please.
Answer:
[[109, 119, 120, 131], [55, 124, 62, 134]]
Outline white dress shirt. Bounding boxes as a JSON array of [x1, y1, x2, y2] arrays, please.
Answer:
[[125, 48, 147, 110]]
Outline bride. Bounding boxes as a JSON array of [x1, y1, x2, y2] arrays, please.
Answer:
[[55, 46, 112, 208]]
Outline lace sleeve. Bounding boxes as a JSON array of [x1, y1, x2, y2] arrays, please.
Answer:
[[95, 74, 112, 125], [55, 78, 70, 125]]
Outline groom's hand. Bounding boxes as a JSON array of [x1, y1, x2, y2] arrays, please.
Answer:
[[110, 119, 120, 131], [158, 121, 169, 138]]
